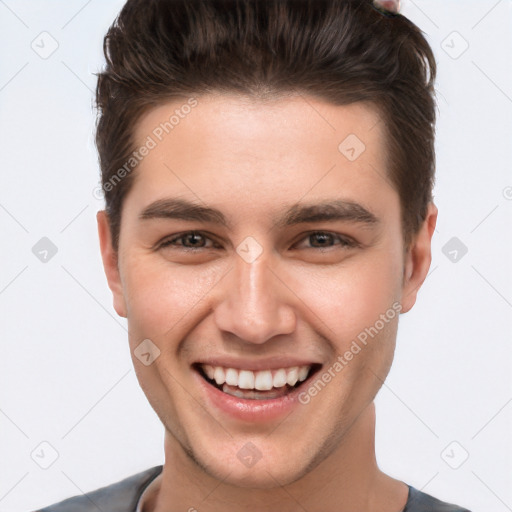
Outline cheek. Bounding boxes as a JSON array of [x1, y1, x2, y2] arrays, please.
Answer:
[[292, 253, 403, 343], [121, 255, 225, 341]]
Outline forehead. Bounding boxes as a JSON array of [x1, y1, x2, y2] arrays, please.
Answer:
[[125, 94, 394, 225], [134, 93, 384, 156]]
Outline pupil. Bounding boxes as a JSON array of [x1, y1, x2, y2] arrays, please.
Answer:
[[187, 233, 203, 246], [313, 233, 331, 246]]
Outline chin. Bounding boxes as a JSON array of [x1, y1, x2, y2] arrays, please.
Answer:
[[212, 462, 304, 490], [194, 441, 311, 489]]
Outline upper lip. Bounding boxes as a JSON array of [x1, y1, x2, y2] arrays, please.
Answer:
[[193, 357, 322, 372]]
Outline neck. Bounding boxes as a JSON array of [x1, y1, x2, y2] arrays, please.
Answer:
[[148, 402, 408, 512]]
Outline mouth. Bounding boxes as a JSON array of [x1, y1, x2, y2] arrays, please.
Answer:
[[192, 362, 322, 400]]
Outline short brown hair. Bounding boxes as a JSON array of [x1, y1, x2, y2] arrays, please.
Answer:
[[95, 0, 437, 252]]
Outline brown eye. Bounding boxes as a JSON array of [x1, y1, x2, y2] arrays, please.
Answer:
[[159, 231, 217, 250], [309, 232, 336, 247], [294, 231, 357, 250]]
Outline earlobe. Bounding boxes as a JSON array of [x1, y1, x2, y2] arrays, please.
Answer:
[[400, 203, 438, 313], [96, 210, 127, 318]]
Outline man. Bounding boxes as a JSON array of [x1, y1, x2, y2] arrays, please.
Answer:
[[36, 0, 471, 510]]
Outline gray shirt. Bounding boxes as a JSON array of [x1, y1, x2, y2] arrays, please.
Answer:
[[34, 465, 472, 512]]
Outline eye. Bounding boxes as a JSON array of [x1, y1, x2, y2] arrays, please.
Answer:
[[159, 231, 220, 250], [157, 230, 358, 252], [293, 231, 358, 250]]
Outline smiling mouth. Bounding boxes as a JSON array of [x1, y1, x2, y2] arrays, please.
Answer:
[[193, 363, 322, 400]]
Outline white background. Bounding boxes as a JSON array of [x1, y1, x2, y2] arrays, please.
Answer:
[[0, 1, 511, 511]]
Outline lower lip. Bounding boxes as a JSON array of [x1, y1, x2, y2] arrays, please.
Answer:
[[192, 368, 312, 423]]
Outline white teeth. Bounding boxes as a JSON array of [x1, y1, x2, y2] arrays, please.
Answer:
[[272, 369, 287, 388], [298, 366, 309, 382], [254, 370, 273, 391], [203, 364, 215, 380], [286, 367, 299, 386], [238, 370, 255, 389], [200, 364, 312, 390], [225, 368, 238, 386], [213, 366, 225, 386]]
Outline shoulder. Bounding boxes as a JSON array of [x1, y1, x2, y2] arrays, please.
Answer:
[[404, 485, 472, 512], [32, 465, 163, 512]]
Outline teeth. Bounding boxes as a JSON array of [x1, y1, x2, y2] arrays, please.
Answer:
[[254, 370, 273, 391], [203, 364, 215, 380], [225, 368, 238, 386], [286, 367, 299, 386], [200, 364, 312, 391], [213, 366, 225, 386], [238, 370, 255, 389], [298, 366, 309, 381], [222, 384, 290, 400], [273, 368, 287, 388]]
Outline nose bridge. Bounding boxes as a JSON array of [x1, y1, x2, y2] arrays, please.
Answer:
[[214, 247, 296, 344]]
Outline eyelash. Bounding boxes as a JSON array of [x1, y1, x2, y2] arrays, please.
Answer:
[[158, 230, 358, 251]]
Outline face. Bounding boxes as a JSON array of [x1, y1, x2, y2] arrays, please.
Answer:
[[98, 93, 436, 488]]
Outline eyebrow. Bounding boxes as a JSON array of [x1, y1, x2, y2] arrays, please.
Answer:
[[138, 197, 379, 229]]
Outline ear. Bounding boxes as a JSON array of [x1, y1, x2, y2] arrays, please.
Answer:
[[400, 202, 438, 313], [97, 210, 127, 318]]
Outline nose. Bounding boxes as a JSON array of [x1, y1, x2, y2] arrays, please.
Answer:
[[213, 249, 296, 345]]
